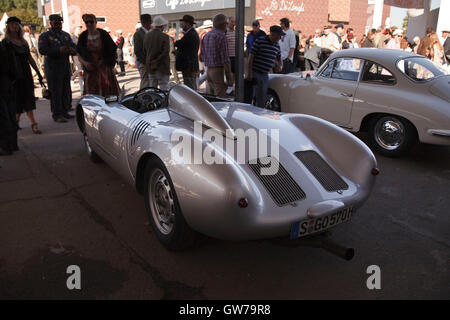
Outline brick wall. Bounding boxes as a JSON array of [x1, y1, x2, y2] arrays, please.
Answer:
[[329, 0, 351, 22], [71, 0, 140, 36], [256, 0, 391, 39]]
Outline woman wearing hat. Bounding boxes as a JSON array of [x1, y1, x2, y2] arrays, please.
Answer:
[[77, 14, 120, 96], [3, 16, 44, 134]]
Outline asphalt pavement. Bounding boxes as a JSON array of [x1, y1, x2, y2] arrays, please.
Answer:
[[0, 69, 449, 299]]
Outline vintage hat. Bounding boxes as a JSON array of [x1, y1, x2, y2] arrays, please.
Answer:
[[6, 16, 21, 24], [200, 19, 213, 29], [152, 15, 168, 27], [393, 29, 403, 36], [49, 14, 63, 21], [180, 15, 195, 25], [270, 25, 285, 36]]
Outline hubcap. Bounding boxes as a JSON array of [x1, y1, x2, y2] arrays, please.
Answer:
[[149, 169, 175, 235], [374, 117, 405, 150], [265, 95, 279, 111]]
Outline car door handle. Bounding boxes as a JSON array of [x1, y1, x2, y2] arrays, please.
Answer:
[[340, 92, 353, 97]]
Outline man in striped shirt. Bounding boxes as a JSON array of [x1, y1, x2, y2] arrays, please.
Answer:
[[247, 26, 283, 108]]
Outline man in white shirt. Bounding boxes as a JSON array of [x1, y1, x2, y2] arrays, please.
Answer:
[[321, 25, 340, 52], [313, 29, 322, 47], [279, 18, 296, 74]]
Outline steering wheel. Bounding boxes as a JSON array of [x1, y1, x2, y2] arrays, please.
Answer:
[[133, 87, 168, 113]]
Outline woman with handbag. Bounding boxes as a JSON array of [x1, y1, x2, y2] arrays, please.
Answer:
[[77, 14, 120, 96], [4, 17, 44, 135]]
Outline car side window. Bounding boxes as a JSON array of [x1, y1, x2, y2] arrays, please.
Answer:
[[361, 61, 396, 85], [329, 58, 362, 81], [319, 61, 334, 78]]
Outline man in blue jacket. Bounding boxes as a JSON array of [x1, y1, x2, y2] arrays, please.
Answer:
[[39, 14, 77, 123]]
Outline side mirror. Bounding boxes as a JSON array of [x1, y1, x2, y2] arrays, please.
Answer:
[[105, 95, 118, 104]]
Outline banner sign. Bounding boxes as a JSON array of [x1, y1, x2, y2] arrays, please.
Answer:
[[141, 0, 250, 15]]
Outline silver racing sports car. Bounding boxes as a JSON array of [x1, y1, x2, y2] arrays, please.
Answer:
[[76, 85, 379, 259]]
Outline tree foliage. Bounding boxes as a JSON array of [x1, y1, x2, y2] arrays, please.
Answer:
[[1, 0, 43, 32]]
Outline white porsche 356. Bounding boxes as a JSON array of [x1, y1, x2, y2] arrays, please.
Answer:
[[76, 84, 379, 260], [267, 49, 450, 157]]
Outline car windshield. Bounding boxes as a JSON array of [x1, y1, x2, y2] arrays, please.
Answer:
[[397, 57, 448, 82]]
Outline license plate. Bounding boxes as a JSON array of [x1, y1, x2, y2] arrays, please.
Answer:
[[290, 206, 355, 239]]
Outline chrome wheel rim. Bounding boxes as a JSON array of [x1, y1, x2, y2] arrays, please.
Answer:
[[148, 169, 175, 235], [374, 117, 405, 151], [265, 94, 279, 111]]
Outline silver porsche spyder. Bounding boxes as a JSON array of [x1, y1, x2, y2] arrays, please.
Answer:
[[76, 84, 378, 257]]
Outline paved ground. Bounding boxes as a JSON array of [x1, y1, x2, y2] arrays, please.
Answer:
[[0, 70, 449, 299]]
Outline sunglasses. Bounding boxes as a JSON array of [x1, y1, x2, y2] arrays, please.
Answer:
[[84, 20, 95, 24]]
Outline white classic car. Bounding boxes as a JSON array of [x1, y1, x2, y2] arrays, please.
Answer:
[[267, 49, 450, 157], [76, 85, 379, 259]]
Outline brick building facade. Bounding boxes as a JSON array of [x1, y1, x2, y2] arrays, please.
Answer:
[[256, 0, 391, 38], [43, 0, 140, 36], [42, 0, 391, 39]]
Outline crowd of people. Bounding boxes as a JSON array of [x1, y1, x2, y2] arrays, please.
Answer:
[[1, 12, 449, 156]]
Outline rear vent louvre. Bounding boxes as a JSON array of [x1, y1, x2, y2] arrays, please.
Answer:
[[131, 120, 150, 146], [248, 157, 306, 206], [294, 151, 348, 192]]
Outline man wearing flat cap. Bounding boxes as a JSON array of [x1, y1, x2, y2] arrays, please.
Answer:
[[134, 14, 152, 89], [39, 14, 77, 123], [175, 15, 200, 90]]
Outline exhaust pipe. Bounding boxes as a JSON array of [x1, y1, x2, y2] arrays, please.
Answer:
[[320, 237, 355, 261], [270, 232, 355, 261]]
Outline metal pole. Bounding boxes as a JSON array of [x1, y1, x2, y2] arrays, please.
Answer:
[[424, 0, 431, 33], [235, 0, 245, 102]]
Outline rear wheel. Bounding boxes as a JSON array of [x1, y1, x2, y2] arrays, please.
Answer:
[[264, 91, 281, 112], [144, 157, 195, 250], [367, 115, 417, 157]]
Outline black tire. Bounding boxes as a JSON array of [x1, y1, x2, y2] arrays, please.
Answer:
[[367, 115, 417, 157], [143, 157, 196, 250], [265, 90, 281, 112], [83, 132, 103, 163]]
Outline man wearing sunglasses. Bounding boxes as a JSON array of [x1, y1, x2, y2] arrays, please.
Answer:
[[39, 14, 77, 123]]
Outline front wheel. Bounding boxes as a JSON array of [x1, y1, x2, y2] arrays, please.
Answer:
[[367, 115, 417, 157], [144, 157, 195, 250]]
